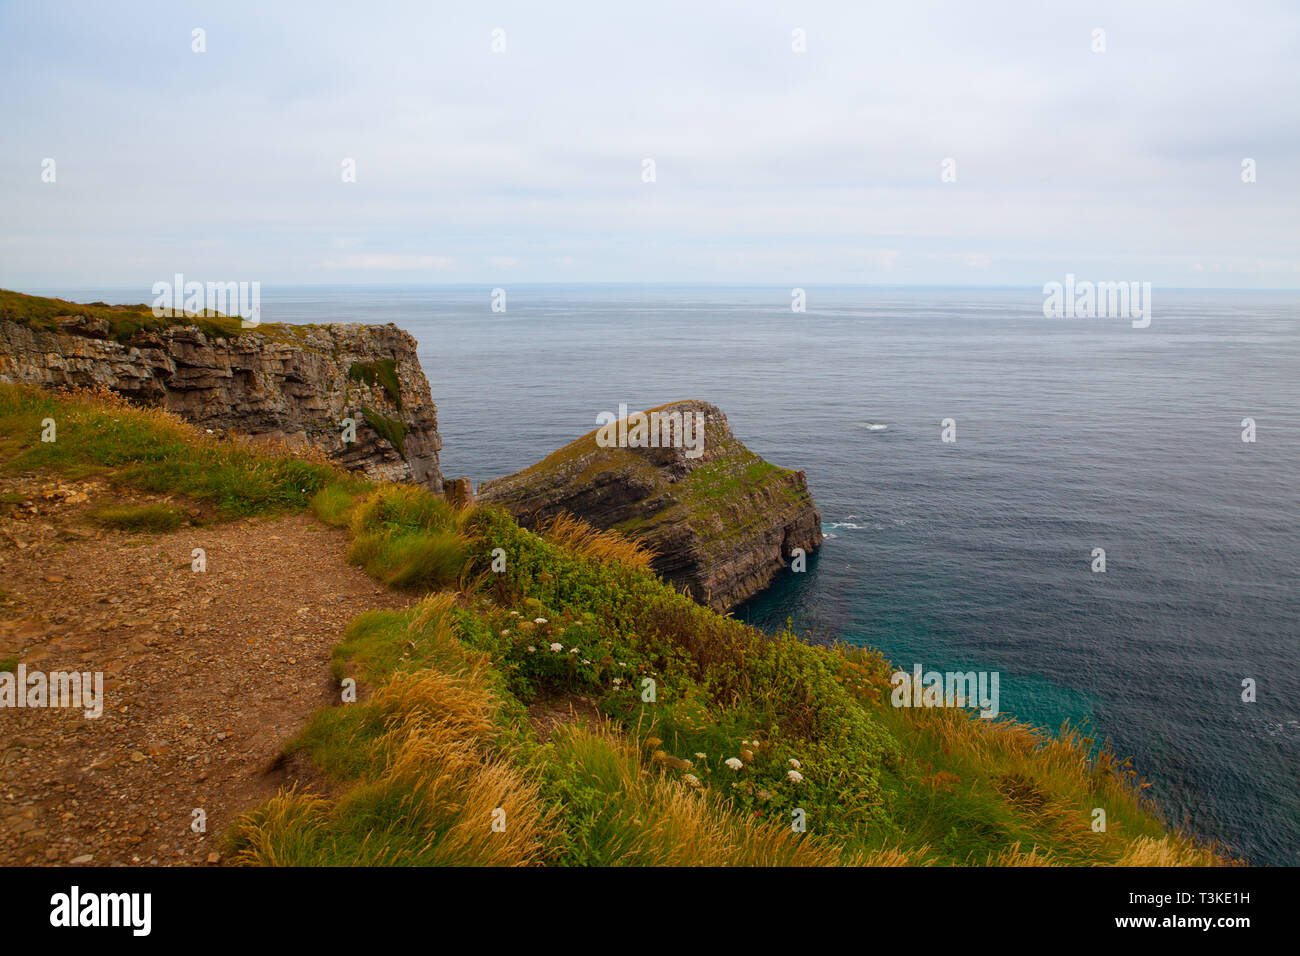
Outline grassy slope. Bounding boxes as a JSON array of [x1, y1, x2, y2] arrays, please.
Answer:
[[0, 382, 1228, 866]]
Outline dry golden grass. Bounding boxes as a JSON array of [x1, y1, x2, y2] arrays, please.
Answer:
[[224, 788, 333, 867], [536, 511, 655, 570], [1117, 835, 1232, 867], [986, 842, 1058, 866]]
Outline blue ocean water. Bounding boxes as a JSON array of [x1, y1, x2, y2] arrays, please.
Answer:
[[66, 283, 1300, 865]]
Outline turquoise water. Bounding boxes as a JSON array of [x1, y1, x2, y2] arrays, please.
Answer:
[[65, 283, 1300, 864]]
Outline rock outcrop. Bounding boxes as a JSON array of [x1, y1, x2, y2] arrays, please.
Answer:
[[0, 297, 441, 487], [478, 400, 822, 610]]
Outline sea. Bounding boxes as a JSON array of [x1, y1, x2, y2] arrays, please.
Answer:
[[61, 283, 1299, 865]]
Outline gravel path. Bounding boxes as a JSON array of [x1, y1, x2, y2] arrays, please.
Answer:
[[0, 476, 407, 866]]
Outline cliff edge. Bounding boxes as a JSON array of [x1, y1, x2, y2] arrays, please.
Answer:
[[0, 290, 441, 487]]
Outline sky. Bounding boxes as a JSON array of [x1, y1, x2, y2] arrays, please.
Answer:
[[1, 0, 1298, 291]]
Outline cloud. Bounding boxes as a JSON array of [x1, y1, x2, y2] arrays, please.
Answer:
[[0, 0, 1296, 288]]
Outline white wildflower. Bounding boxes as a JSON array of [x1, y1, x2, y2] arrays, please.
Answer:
[[549, 642, 563, 652], [533, 617, 548, 625], [788, 758, 801, 769], [787, 770, 803, 783], [724, 758, 743, 771]]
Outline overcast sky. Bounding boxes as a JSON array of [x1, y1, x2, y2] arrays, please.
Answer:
[[1, 0, 1297, 291]]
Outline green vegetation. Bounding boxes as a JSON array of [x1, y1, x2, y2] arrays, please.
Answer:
[[322, 482, 474, 590], [347, 359, 402, 409], [2, 288, 244, 343], [309, 482, 357, 527], [88, 501, 188, 532], [0, 288, 314, 345], [360, 407, 408, 459], [0, 655, 17, 674], [0, 384, 345, 517], [0, 381, 1226, 867]]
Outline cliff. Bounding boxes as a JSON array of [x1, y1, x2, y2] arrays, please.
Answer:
[[0, 290, 441, 487], [478, 400, 822, 610]]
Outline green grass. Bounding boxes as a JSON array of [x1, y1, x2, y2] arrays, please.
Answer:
[[348, 528, 469, 589], [360, 407, 408, 459], [0, 288, 317, 345], [309, 482, 359, 527], [348, 360, 402, 409], [0, 655, 17, 674], [342, 485, 473, 590], [1, 288, 244, 343], [88, 501, 188, 532], [0, 383, 345, 518]]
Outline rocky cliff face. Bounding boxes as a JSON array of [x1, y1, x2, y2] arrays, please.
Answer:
[[0, 309, 442, 487], [478, 400, 822, 611]]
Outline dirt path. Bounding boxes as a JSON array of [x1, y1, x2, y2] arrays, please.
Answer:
[[0, 475, 408, 866]]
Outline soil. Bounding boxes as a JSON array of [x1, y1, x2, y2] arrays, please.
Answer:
[[0, 475, 408, 866]]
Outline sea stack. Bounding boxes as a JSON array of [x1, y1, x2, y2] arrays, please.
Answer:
[[478, 399, 822, 610]]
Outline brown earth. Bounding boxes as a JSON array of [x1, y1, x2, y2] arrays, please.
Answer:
[[0, 475, 408, 866]]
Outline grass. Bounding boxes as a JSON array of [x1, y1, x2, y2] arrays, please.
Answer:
[[342, 484, 475, 590], [360, 407, 408, 459], [88, 501, 188, 532], [0, 383, 346, 518], [535, 511, 655, 570], [0, 287, 308, 345], [0, 381, 1230, 867], [309, 482, 357, 527], [244, 492, 1225, 865], [348, 360, 402, 409], [227, 593, 548, 866]]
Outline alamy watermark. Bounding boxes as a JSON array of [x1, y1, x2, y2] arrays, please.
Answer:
[[1043, 273, 1151, 328], [50, 886, 150, 936], [0, 664, 103, 718], [595, 403, 706, 459], [151, 273, 261, 327], [890, 663, 1000, 718]]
